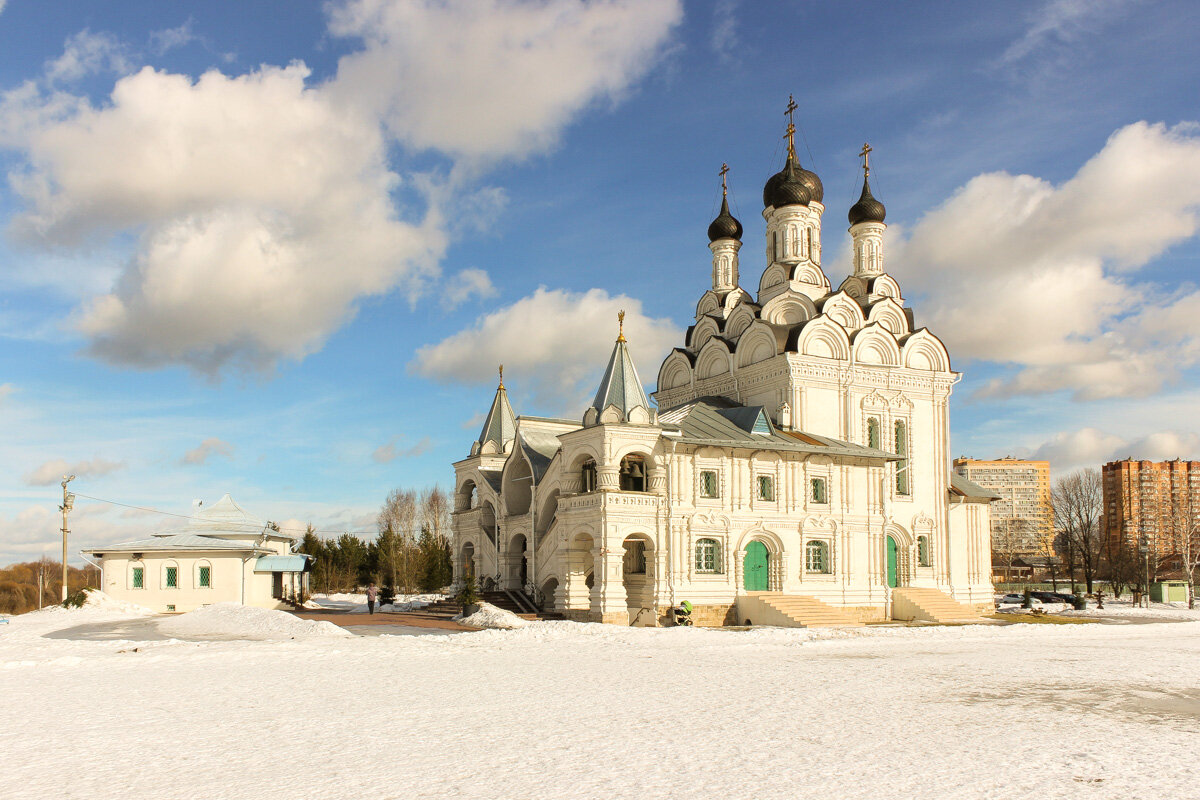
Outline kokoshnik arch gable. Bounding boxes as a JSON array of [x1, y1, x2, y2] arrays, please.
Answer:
[[451, 103, 996, 626]]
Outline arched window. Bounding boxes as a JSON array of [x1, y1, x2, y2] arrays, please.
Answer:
[[619, 454, 647, 492], [894, 420, 910, 495], [805, 540, 830, 573], [581, 459, 597, 493], [695, 538, 722, 574], [867, 417, 880, 450], [163, 561, 179, 589], [131, 563, 145, 590], [196, 561, 212, 588], [917, 535, 931, 567]]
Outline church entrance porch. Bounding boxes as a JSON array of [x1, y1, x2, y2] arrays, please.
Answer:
[[743, 540, 769, 591]]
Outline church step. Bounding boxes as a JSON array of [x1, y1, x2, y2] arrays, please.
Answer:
[[891, 587, 980, 623], [745, 593, 864, 628]]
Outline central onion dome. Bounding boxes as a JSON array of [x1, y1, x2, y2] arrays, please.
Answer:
[[848, 175, 886, 225], [762, 153, 812, 209], [707, 195, 743, 241]]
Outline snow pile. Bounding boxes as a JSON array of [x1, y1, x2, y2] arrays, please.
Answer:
[[78, 589, 154, 615], [157, 603, 353, 639], [456, 602, 529, 629]]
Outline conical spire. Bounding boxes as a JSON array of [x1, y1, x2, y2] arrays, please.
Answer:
[[588, 311, 651, 424], [475, 365, 517, 453]]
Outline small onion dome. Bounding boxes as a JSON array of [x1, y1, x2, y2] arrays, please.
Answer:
[[762, 153, 812, 209], [707, 195, 743, 241], [848, 175, 886, 225]]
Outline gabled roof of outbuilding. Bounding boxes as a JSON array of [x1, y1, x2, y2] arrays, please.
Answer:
[[83, 534, 267, 554]]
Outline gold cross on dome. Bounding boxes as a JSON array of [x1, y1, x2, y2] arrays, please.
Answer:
[[783, 95, 799, 157], [719, 162, 730, 197], [859, 142, 873, 176]]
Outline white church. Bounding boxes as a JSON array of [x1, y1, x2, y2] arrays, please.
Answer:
[[451, 111, 995, 627]]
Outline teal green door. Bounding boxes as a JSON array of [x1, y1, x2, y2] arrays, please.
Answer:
[[743, 541, 769, 591], [886, 536, 898, 588]]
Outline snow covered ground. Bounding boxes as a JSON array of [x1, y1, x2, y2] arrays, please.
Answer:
[[2, 598, 1198, 800]]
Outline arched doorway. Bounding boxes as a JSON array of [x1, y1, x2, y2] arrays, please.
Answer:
[[622, 535, 654, 625], [508, 533, 528, 590], [743, 540, 769, 591], [886, 536, 898, 588], [460, 542, 475, 579]]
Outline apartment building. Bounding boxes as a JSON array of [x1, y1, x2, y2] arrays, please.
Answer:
[[953, 457, 1052, 556], [1102, 459, 1200, 574]]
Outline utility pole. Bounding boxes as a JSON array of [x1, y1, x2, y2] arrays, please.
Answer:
[[60, 475, 75, 603]]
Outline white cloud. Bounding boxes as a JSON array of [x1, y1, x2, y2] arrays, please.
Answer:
[[327, 0, 683, 162], [181, 437, 233, 466], [412, 287, 681, 413], [1026, 427, 1200, 473], [710, 0, 739, 64], [45, 30, 132, 84], [442, 268, 497, 309], [0, 1, 7, 16], [6, 64, 444, 373], [0, 383, 13, 402], [0, 2, 683, 376], [25, 457, 124, 486], [1000, 0, 1131, 66], [149, 20, 197, 55], [372, 436, 433, 463], [892, 121, 1200, 400]]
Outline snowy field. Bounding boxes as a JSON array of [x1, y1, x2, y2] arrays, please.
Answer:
[[3, 596, 1199, 800]]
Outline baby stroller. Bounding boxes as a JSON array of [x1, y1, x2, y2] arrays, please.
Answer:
[[672, 600, 694, 626]]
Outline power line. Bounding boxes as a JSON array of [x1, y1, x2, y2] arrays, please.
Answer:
[[71, 492, 390, 537]]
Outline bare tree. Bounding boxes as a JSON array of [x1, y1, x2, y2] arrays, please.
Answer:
[[379, 489, 420, 593], [1164, 488, 1200, 609], [1052, 468, 1104, 594], [992, 518, 1025, 587], [422, 487, 451, 546]]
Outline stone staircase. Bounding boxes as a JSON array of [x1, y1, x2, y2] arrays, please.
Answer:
[[891, 587, 981, 623], [737, 593, 864, 628]]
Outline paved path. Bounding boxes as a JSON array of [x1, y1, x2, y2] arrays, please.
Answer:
[[290, 609, 479, 633]]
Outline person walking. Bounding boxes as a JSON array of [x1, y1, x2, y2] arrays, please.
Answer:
[[366, 582, 378, 615]]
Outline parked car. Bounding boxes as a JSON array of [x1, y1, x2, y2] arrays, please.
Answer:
[[996, 593, 1040, 605], [1030, 591, 1075, 604]]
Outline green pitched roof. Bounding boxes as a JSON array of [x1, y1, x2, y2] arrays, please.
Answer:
[[477, 383, 517, 450], [590, 338, 650, 419]]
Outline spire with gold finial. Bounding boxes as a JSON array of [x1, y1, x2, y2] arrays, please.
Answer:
[[472, 362, 517, 455], [617, 310, 626, 343], [586, 308, 651, 426]]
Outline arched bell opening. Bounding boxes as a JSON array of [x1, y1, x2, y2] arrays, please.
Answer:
[[619, 454, 648, 492]]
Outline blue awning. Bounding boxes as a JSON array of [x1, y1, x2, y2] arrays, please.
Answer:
[[253, 555, 311, 573]]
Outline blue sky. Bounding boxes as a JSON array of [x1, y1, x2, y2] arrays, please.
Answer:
[[2, 0, 1199, 564]]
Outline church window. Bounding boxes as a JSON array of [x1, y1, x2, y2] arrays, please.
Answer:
[[805, 540, 830, 573], [581, 459, 597, 493], [198, 565, 211, 588], [131, 566, 144, 589], [811, 477, 827, 504], [895, 420, 911, 495], [700, 470, 719, 499], [867, 417, 880, 450], [772, 230, 778, 262], [619, 454, 647, 492], [806, 227, 813, 259], [918, 535, 931, 567], [624, 541, 647, 574], [165, 565, 178, 588], [758, 475, 775, 501], [695, 538, 722, 573]]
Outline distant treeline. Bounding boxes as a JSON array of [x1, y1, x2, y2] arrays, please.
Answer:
[[0, 561, 99, 615], [298, 487, 453, 595]]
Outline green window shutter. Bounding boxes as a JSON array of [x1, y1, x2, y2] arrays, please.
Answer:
[[199, 566, 211, 587], [132, 567, 144, 589], [811, 478, 826, 503], [758, 475, 774, 501], [700, 471, 718, 498], [166, 566, 178, 588], [867, 417, 880, 450]]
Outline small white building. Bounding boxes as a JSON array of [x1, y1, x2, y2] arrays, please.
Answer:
[[451, 123, 995, 627], [83, 494, 310, 613]]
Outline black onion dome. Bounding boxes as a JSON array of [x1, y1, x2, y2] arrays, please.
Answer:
[[707, 195, 743, 241], [796, 164, 823, 203], [762, 153, 811, 209], [848, 176, 886, 225]]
